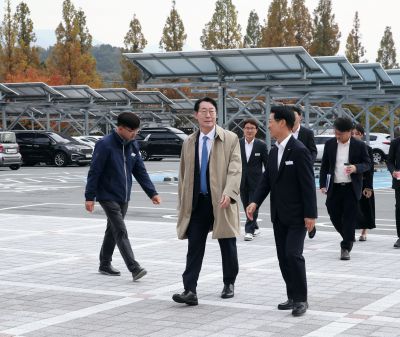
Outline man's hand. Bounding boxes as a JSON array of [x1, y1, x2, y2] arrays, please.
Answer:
[[151, 195, 161, 205], [85, 201, 95, 213], [363, 188, 373, 198], [304, 218, 316, 232], [320, 187, 327, 194], [246, 202, 258, 220], [345, 164, 357, 175], [219, 194, 231, 209]]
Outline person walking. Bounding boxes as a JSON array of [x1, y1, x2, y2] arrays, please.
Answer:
[[247, 105, 317, 316], [319, 117, 370, 260], [240, 118, 268, 241], [85, 112, 161, 281], [352, 124, 376, 241], [172, 97, 242, 306]]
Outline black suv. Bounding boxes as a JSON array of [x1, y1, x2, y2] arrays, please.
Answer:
[[136, 127, 188, 161], [14, 131, 93, 167]]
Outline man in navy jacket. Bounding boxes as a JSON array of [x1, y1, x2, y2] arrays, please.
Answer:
[[247, 105, 317, 317], [85, 112, 161, 281]]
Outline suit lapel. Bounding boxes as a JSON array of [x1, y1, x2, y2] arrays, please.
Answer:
[[277, 136, 294, 178], [240, 138, 247, 165], [269, 146, 278, 183]]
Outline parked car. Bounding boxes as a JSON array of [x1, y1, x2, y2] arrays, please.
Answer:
[[0, 131, 22, 170], [72, 136, 96, 149], [136, 127, 188, 161], [315, 134, 335, 162], [367, 132, 391, 164], [14, 131, 93, 167]]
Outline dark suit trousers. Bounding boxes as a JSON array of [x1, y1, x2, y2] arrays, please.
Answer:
[[182, 195, 239, 293], [240, 187, 259, 234], [99, 201, 139, 272], [396, 188, 400, 238], [273, 219, 307, 302], [326, 184, 358, 251]]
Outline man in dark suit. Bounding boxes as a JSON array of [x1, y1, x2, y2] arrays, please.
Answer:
[[319, 117, 370, 260], [292, 105, 318, 239], [240, 118, 268, 241], [247, 105, 317, 317], [387, 136, 400, 248]]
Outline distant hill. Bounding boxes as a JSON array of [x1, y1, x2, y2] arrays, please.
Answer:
[[92, 44, 122, 84]]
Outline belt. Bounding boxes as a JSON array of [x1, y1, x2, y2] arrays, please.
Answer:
[[334, 182, 351, 186], [199, 193, 210, 197]]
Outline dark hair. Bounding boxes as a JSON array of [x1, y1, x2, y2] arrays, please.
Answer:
[[243, 118, 258, 129], [194, 97, 218, 112], [292, 105, 303, 116], [270, 105, 295, 129], [117, 112, 140, 129], [353, 123, 365, 135], [334, 117, 353, 132]]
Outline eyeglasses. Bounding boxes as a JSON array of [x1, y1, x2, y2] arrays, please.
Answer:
[[197, 109, 216, 116], [244, 127, 257, 131]]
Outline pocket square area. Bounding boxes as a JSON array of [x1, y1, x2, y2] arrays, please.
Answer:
[[285, 160, 294, 165]]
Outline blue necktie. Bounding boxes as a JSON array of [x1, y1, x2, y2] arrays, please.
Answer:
[[200, 136, 209, 194]]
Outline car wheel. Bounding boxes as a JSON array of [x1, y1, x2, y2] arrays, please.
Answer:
[[372, 150, 384, 164], [140, 150, 149, 161], [54, 152, 68, 167], [9, 164, 20, 170]]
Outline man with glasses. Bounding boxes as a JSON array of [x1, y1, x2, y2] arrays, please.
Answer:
[[85, 112, 161, 282], [172, 97, 242, 306], [239, 118, 268, 241]]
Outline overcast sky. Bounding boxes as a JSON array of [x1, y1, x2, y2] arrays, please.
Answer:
[[0, 0, 398, 62]]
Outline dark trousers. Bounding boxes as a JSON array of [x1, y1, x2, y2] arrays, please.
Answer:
[[99, 201, 139, 272], [326, 184, 358, 251], [240, 187, 259, 234], [182, 195, 239, 293], [273, 219, 307, 302], [396, 188, 400, 238]]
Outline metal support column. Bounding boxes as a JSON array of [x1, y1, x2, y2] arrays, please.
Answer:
[[84, 110, 89, 135], [217, 85, 226, 126], [365, 104, 370, 144], [2, 108, 6, 130], [390, 104, 395, 139], [264, 90, 271, 150], [304, 95, 310, 128]]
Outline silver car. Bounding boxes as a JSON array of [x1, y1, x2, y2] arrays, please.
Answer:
[[0, 131, 22, 170]]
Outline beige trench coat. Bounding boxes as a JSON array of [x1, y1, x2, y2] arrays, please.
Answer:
[[176, 125, 242, 239]]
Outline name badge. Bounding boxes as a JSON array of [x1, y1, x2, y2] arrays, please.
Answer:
[[255, 153, 260, 157], [285, 160, 293, 165]]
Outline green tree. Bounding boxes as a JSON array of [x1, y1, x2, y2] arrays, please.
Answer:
[[47, 0, 101, 86], [376, 26, 398, 69], [345, 12, 366, 63], [0, 0, 18, 78], [310, 0, 340, 56], [243, 10, 262, 48], [14, 2, 40, 71], [200, 0, 242, 49], [260, 0, 294, 47], [290, 0, 313, 51], [159, 0, 187, 51], [121, 14, 147, 89]]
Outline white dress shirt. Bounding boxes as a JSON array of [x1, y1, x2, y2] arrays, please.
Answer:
[[292, 125, 300, 140], [334, 139, 351, 183], [198, 127, 216, 168], [244, 138, 254, 162], [276, 133, 292, 169]]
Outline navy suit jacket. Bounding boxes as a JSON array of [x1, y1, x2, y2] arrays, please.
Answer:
[[319, 137, 370, 200], [297, 126, 317, 163], [387, 137, 400, 189], [240, 138, 268, 191], [253, 136, 317, 225]]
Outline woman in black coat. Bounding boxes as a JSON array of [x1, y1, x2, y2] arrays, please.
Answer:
[[352, 124, 376, 241]]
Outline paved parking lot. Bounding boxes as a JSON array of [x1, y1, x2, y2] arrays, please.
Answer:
[[1, 163, 400, 336]]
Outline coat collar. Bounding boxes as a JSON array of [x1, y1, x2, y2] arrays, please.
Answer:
[[189, 124, 225, 144]]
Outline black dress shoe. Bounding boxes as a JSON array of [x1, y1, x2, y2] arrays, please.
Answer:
[[277, 299, 293, 310], [221, 284, 234, 299], [131, 266, 147, 281], [308, 226, 316, 239], [98, 264, 121, 276], [394, 238, 400, 248], [292, 301, 308, 316], [172, 290, 198, 306]]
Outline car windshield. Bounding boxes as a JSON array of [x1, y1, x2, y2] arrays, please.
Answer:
[[47, 133, 73, 144], [0, 132, 16, 143]]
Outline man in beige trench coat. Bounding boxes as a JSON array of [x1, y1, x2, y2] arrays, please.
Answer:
[[172, 97, 242, 306]]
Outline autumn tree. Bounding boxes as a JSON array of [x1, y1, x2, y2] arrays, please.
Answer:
[[200, 0, 242, 49], [260, 0, 294, 47], [0, 0, 17, 79], [345, 12, 366, 63], [290, 0, 313, 51], [47, 0, 101, 86], [243, 10, 262, 48], [159, 0, 187, 51], [310, 0, 340, 56], [376, 26, 398, 69], [121, 14, 147, 90]]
